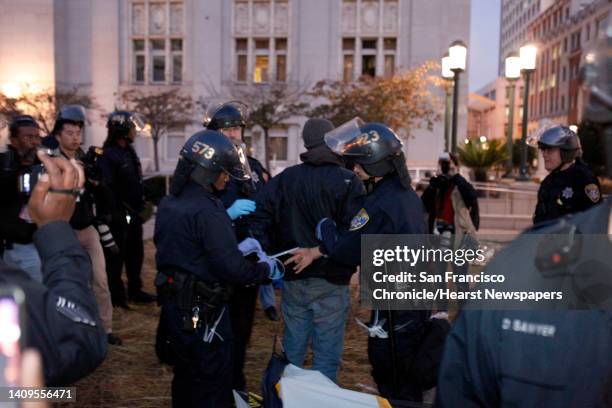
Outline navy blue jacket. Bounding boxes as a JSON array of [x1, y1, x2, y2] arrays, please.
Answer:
[[250, 147, 365, 284], [154, 182, 270, 285], [436, 200, 612, 407], [320, 173, 431, 401], [323, 174, 428, 267], [98, 143, 144, 217], [534, 160, 601, 225], [0, 221, 107, 385]]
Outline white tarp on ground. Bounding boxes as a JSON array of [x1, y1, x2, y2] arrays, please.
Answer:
[[278, 364, 391, 408], [232, 390, 251, 408]]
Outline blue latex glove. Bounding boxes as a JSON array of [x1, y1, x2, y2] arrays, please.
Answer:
[[269, 263, 283, 281], [238, 237, 263, 257], [226, 199, 256, 220], [259, 257, 283, 281]]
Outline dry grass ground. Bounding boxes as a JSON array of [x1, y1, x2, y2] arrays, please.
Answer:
[[55, 241, 377, 408]]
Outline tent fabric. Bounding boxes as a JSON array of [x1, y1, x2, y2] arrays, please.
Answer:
[[277, 364, 391, 408]]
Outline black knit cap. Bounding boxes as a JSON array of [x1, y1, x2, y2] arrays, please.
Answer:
[[302, 118, 334, 149]]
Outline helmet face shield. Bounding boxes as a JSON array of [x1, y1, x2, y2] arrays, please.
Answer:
[[203, 100, 248, 129], [220, 144, 252, 181], [129, 113, 148, 132], [58, 105, 87, 124], [323, 117, 367, 157], [531, 125, 580, 151]]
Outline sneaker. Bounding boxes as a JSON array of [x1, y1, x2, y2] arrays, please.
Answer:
[[107, 333, 123, 346], [264, 306, 280, 322]]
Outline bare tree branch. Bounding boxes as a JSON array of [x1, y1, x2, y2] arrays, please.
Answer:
[[0, 85, 101, 134], [119, 88, 195, 171]]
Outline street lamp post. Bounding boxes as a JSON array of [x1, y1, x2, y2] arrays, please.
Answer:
[[504, 53, 521, 178], [441, 53, 454, 152], [517, 44, 537, 181], [448, 40, 467, 154]]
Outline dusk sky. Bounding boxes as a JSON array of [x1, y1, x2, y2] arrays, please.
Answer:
[[469, 0, 501, 92]]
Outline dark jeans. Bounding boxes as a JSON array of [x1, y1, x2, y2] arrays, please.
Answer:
[[106, 215, 144, 301], [228, 284, 259, 391]]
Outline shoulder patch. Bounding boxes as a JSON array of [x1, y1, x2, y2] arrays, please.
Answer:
[[349, 208, 370, 231], [584, 183, 601, 203], [56, 296, 97, 327]]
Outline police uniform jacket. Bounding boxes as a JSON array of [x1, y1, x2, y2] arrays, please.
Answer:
[[154, 181, 270, 285], [320, 173, 432, 401], [533, 160, 601, 225], [436, 199, 612, 407], [323, 173, 428, 266], [0, 221, 108, 385], [249, 145, 365, 284], [98, 143, 144, 218]]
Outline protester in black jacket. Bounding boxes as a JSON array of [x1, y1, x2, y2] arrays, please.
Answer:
[[250, 118, 365, 382], [0, 151, 107, 385]]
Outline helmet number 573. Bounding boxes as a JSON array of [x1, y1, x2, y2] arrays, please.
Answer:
[[192, 141, 215, 159]]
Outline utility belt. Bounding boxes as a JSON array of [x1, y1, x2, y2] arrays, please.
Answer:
[[155, 268, 233, 312]]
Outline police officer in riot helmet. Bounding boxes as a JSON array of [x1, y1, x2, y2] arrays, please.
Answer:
[[435, 26, 612, 407], [98, 111, 156, 305], [204, 101, 278, 391], [41, 105, 87, 150], [287, 119, 437, 402], [532, 124, 601, 224], [203, 101, 270, 221], [154, 129, 280, 407]]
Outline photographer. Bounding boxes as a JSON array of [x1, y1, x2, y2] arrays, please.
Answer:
[[52, 107, 122, 346], [0, 150, 107, 385], [0, 115, 42, 281], [421, 152, 479, 307]]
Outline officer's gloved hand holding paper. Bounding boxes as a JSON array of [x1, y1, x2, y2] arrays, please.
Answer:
[[238, 237, 263, 257], [227, 199, 256, 220]]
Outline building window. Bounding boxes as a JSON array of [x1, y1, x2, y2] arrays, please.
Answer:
[[342, 38, 356, 81], [165, 128, 185, 160], [596, 14, 609, 39], [340, 0, 398, 79], [233, 1, 289, 83], [129, 1, 184, 85], [586, 24, 591, 42], [383, 38, 396, 77], [236, 38, 248, 82], [268, 135, 288, 161]]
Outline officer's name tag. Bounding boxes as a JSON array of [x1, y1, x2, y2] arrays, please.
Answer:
[[501, 318, 556, 337]]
